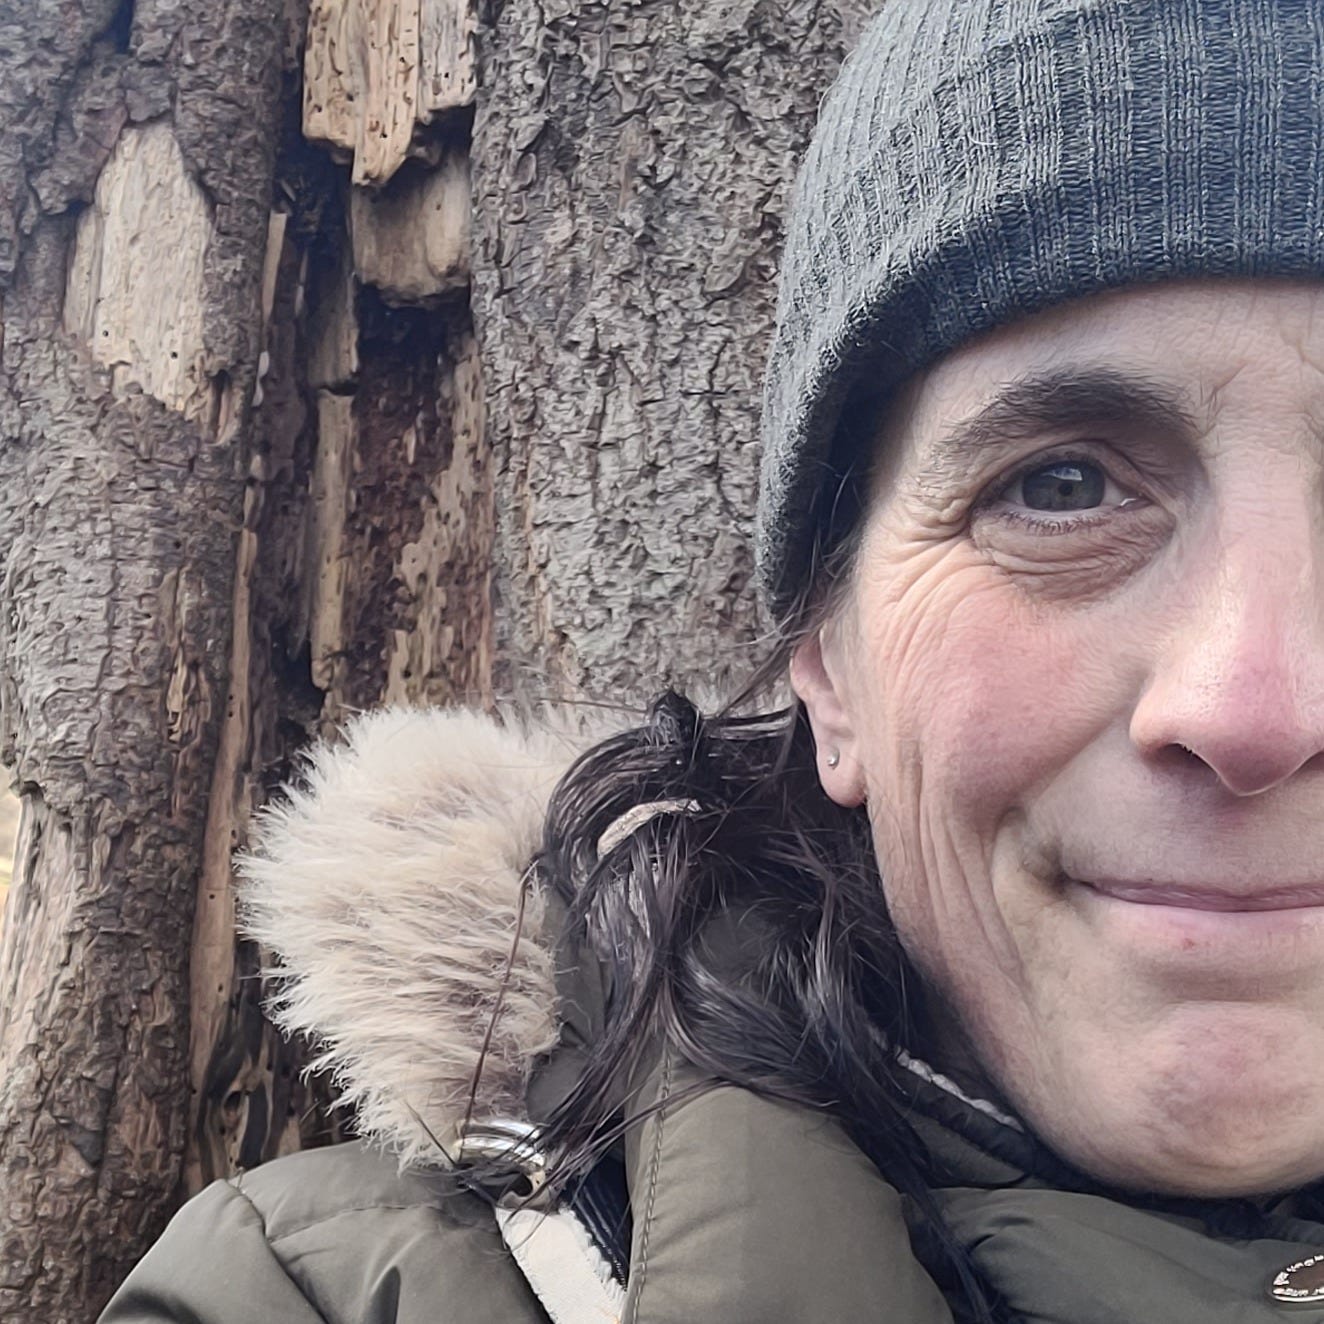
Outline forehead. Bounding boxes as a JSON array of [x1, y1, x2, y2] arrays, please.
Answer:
[[876, 278, 1324, 479]]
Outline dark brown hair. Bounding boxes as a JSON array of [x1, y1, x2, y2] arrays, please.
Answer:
[[531, 496, 1004, 1322]]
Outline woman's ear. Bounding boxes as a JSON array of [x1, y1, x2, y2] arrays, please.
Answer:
[[789, 628, 867, 808]]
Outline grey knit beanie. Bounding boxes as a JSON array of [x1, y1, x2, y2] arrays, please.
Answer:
[[758, 0, 1324, 618]]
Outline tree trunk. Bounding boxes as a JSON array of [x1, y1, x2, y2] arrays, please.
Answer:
[[0, 0, 284, 1316], [472, 0, 871, 704], [0, 0, 867, 1317]]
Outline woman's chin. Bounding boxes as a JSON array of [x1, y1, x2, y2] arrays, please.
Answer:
[[1069, 1127, 1324, 1200], [1005, 1005, 1324, 1198]]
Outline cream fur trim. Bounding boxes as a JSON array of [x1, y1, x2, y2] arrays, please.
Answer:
[[237, 706, 600, 1169]]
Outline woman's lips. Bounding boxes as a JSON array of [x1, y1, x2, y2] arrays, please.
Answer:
[[1074, 879, 1324, 913], [1058, 873, 1324, 983]]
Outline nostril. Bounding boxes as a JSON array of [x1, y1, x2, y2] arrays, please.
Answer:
[[1156, 741, 1205, 770]]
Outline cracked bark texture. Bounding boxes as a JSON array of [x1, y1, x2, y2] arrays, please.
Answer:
[[471, 0, 873, 704], [0, 0, 284, 1317], [0, 0, 867, 1316]]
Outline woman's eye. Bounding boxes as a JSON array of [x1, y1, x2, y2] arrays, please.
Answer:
[[1007, 460, 1110, 513]]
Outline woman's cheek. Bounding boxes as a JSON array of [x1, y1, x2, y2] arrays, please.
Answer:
[[865, 567, 1109, 815]]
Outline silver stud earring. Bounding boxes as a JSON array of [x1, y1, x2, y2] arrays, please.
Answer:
[[826, 749, 840, 768]]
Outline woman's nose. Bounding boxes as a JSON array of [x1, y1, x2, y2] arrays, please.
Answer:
[[1129, 517, 1324, 797]]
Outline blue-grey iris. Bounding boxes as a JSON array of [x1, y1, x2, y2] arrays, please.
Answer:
[[1021, 462, 1105, 512]]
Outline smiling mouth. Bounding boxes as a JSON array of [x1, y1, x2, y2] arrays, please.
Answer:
[[1070, 878, 1324, 913]]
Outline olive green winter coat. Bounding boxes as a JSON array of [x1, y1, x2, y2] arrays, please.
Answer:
[[100, 709, 1324, 1324]]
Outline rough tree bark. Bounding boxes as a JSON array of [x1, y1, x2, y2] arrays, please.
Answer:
[[0, 1, 285, 1317], [472, 0, 871, 703], [0, 0, 868, 1318]]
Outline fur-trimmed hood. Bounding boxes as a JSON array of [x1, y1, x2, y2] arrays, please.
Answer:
[[237, 706, 602, 1169]]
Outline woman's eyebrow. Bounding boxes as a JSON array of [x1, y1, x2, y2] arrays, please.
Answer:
[[929, 366, 1199, 469]]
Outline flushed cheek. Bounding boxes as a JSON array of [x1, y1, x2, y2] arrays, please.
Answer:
[[858, 564, 1133, 831]]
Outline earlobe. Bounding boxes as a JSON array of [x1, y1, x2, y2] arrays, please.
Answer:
[[789, 629, 867, 808]]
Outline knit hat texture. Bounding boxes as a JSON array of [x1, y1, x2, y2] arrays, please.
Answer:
[[758, 0, 1324, 618]]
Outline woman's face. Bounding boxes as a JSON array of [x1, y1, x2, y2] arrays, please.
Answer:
[[793, 278, 1324, 1197]]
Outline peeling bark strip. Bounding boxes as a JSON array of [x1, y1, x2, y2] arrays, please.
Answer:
[[470, 0, 874, 705], [0, 0, 283, 1315]]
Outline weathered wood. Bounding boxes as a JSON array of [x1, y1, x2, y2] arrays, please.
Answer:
[[187, 209, 498, 1195], [186, 218, 295, 1185], [307, 243, 360, 390], [356, 0, 420, 186], [470, 0, 873, 705], [304, 0, 476, 186], [306, 295, 496, 724], [381, 323, 492, 706], [187, 183, 346, 1194], [64, 121, 214, 423], [419, 0, 478, 118], [308, 389, 356, 695], [185, 471, 261, 1194], [301, 0, 364, 165], [349, 151, 470, 304]]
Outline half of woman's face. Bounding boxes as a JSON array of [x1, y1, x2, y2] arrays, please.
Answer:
[[793, 277, 1324, 1197]]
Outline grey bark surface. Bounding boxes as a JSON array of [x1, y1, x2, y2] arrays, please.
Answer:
[[471, 0, 872, 704], [0, 0, 867, 1317], [0, 0, 283, 1316]]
